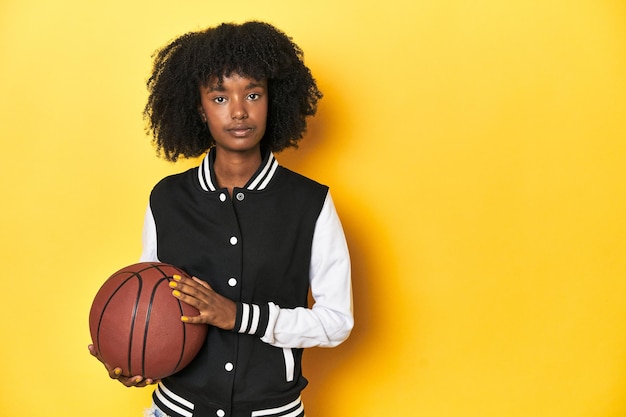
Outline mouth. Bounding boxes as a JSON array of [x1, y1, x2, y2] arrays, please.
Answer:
[[228, 125, 254, 137]]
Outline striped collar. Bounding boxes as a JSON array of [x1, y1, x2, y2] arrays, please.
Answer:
[[197, 147, 279, 192]]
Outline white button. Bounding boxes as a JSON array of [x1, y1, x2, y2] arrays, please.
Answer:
[[230, 236, 238, 245], [236, 192, 245, 201], [216, 410, 225, 417], [225, 362, 234, 372], [228, 278, 237, 287], [219, 193, 227, 202]]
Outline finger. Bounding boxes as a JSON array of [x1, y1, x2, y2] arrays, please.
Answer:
[[171, 288, 206, 312], [171, 276, 211, 295], [130, 376, 144, 386], [169, 288, 211, 324], [88, 344, 97, 357], [89, 344, 116, 373], [192, 276, 211, 289], [109, 367, 124, 379], [169, 280, 210, 304], [117, 374, 145, 387], [88, 343, 105, 362], [179, 314, 207, 325], [129, 376, 159, 388], [91, 344, 144, 386], [172, 274, 208, 289]]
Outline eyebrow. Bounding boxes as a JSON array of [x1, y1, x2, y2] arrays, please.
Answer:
[[245, 81, 266, 90], [207, 81, 266, 93]]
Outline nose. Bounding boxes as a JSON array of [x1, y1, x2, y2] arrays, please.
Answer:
[[231, 99, 248, 120]]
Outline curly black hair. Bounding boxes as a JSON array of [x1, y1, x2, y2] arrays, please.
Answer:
[[144, 21, 323, 161]]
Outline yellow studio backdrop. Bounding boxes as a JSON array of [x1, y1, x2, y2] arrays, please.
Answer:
[[1, 0, 625, 416]]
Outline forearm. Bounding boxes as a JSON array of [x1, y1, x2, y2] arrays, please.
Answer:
[[235, 192, 353, 348]]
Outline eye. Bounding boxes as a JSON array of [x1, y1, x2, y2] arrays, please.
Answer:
[[247, 93, 261, 100], [213, 96, 226, 104]]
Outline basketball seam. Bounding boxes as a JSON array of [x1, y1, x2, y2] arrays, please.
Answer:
[[91, 262, 202, 379], [94, 272, 143, 375], [151, 263, 188, 376]]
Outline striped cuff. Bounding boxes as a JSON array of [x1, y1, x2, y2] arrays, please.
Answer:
[[234, 302, 270, 336]]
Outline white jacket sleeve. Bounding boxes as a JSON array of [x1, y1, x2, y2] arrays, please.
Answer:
[[139, 203, 159, 263], [260, 192, 354, 348]]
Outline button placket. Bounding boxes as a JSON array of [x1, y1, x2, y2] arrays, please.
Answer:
[[220, 189, 240, 417]]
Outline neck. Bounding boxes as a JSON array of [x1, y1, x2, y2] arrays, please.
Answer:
[[213, 147, 263, 196]]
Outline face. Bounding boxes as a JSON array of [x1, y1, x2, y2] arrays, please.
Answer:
[[198, 73, 268, 156]]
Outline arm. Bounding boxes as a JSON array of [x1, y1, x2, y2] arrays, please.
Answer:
[[236, 192, 354, 348], [139, 204, 159, 262], [146, 193, 354, 348]]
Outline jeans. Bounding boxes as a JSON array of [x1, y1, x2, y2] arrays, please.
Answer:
[[144, 404, 169, 417]]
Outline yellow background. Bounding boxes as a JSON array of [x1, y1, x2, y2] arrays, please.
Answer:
[[1, 0, 625, 416]]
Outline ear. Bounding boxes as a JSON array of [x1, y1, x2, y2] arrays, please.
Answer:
[[197, 104, 207, 122]]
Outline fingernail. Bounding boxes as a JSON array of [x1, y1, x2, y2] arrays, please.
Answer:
[[173, 274, 182, 281], [169, 281, 177, 288], [114, 368, 122, 376], [181, 316, 189, 322], [172, 290, 181, 297], [134, 376, 143, 383]]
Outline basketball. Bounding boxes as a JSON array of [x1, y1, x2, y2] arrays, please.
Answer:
[[89, 262, 208, 380]]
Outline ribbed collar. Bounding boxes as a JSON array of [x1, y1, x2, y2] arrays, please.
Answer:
[[197, 147, 279, 192]]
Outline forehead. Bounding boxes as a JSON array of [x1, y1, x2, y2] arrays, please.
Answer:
[[203, 72, 267, 89]]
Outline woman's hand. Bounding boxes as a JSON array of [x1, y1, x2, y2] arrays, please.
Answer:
[[87, 344, 158, 387], [169, 275, 237, 330]]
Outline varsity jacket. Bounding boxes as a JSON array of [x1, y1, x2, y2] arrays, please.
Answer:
[[139, 148, 353, 417]]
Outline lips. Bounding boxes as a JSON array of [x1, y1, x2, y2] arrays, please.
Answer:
[[227, 125, 254, 137]]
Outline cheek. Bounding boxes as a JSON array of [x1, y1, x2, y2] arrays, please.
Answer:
[[204, 114, 224, 137], [204, 107, 228, 125], [206, 119, 221, 137], [256, 102, 269, 125]]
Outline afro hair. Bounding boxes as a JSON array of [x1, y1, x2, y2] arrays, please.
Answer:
[[144, 21, 323, 161]]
